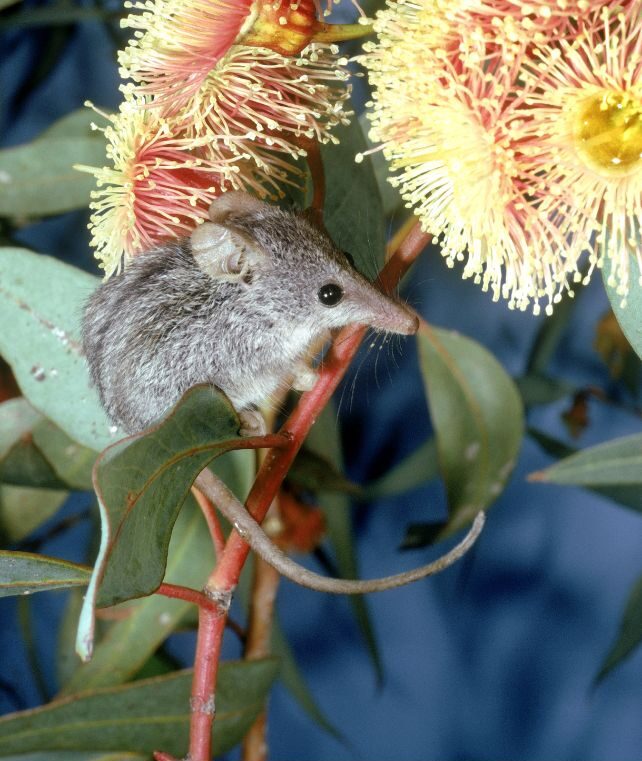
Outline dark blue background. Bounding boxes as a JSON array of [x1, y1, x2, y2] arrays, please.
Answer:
[[2, 5, 642, 760]]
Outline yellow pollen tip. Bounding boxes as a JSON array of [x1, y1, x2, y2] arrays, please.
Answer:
[[571, 92, 642, 178]]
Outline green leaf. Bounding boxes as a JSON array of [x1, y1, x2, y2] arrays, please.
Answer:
[[17, 594, 49, 701], [31, 419, 96, 491], [41, 109, 106, 141], [288, 447, 361, 495], [77, 386, 253, 660], [0, 112, 105, 217], [418, 323, 524, 538], [0, 0, 21, 10], [321, 119, 386, 278], [0, 398, 42, 458], [597, 576, 642, 682], [531, 432, 642, 486], [60, 495, 214, 694], [0, 399, 95, 490], [362, 438, 439, 501], [528, 427, 642, 515], [357, 113, 402, 217], [305, 404, 383, 683], [603, 233, 642, 361], [57, 589, 87, 690], [0, 485, 68, 542], [0, 399, 65, 488], [0, 248, 114, 451], [0, 660, 279, 756], [514, 374, 574, 407], [0, 551, 90, 597]]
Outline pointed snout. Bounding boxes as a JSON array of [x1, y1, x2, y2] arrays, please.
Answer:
[[370, 299, 419, 335], [350, 279, 419, 335]]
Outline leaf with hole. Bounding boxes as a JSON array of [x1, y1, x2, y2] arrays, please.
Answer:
[[418, 322, 524, 539], [0, 659, 278, 756]]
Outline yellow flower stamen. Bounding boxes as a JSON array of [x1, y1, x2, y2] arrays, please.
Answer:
[[571, 92, 642, 179]]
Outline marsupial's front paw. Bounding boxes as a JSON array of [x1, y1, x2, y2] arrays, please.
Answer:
[[238, 408, 267, 437], [291, 361, 318, 392]]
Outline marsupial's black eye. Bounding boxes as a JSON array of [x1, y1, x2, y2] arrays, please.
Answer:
[[318, 283, 344, 307]]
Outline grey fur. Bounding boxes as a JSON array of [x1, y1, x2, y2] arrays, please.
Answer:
[[82, 193, 418, 434]]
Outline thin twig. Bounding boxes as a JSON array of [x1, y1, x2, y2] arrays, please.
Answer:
[[157, 583, 219, 612], [191, 484, 226, 557], [241, 556, 281, 761]]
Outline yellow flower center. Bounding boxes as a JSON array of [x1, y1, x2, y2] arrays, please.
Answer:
[[572, 91, 642, 178]]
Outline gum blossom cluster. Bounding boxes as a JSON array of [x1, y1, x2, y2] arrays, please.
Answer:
[[82, 0, 366, 276], [361, 0, 642, 313]]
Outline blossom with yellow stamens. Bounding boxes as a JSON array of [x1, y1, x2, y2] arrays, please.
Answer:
[[515, 2, 642, 305], [426, 0, 597, 52], [363, 3, 576, 313], [76, 102, 270, 277], [119, 0, 367, 115], [184, 43, 351, 166], [362, 0, 642, 312]]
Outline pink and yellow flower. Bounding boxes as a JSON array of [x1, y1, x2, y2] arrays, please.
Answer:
[[515, 2, 642, 304], [119, 0, 363, 115], [77, 102, 270, 276], [362, 0, 642, 311], [183, 43, 351, 166]]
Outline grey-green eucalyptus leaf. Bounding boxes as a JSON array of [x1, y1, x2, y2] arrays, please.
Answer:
[[0, 248, 113, 451], [603, 230, 642, 361], [321, 119, 386, 278], [531, 433, 642, 486], [0, 111, 105, 217], [0, 551, 90, 597], [418, 322, 524, 538], [0, 660, 278, 757]]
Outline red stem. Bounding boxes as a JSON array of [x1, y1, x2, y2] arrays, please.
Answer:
[[192, 484, 226, 557], [188, 607, 227, 761], [157, 582, 218, 612], [184, 221, 431, 760]]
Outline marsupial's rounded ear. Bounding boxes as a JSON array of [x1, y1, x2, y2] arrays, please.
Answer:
[[207, 191, 272, 223], [190, 222, 270, 285]]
